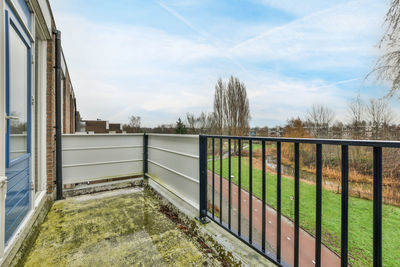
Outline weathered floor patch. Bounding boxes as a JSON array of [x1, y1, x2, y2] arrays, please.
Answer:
[[22, 189, 222, 266]]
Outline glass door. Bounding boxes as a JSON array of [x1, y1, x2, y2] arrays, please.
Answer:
[[4, 6, 32, 244]]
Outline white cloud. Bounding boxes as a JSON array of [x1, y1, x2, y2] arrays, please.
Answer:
[[231, 0, 386, 70], [242, 73, 355, 124], [55, 14, 224, 126]]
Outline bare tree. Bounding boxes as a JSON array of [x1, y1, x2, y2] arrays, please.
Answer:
[[186, 113, 198, 134], [306, 104, 335, 138], [373, 0, 400, 96], [224, 76, 239, 135], [186, 112, 214, 134], [212, 76, 251, 137], [236, 79, 251, 136], [213, 78, 225, 134], [348, 94, 366, 139], [123, 115, 141, 133], [366, 98, 394, 139], [224, 76, 250, 136]]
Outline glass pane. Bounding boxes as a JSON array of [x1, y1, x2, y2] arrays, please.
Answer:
[[9, 26, 28, 160]]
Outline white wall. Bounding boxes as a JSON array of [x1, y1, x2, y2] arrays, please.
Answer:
[[147, 134, 199, 209], [62, 134, 144, 184]]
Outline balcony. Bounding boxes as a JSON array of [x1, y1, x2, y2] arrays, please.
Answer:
[[11, 134, 400, 266]]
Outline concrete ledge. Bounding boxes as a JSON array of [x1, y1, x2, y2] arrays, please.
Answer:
[[63, 177, 144, 198], [148, 179, 277, 267]]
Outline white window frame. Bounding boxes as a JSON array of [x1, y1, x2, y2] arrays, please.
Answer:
[[0, 0, 7, 259], [32, 13, 47, 204]]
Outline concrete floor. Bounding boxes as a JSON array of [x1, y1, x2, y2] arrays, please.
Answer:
[[21, 188, 231, 266]]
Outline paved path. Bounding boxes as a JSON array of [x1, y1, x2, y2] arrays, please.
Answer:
[[208, 171, 341, 267]]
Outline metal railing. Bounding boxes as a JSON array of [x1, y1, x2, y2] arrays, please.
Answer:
[[198, 135, 400, 267]]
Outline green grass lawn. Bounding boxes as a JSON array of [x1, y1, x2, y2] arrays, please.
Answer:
[[208, 157, 400, 267]]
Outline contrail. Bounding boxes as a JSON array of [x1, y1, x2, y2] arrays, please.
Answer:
[[229, 0, 366, 52], [155, 0, 252, 75]]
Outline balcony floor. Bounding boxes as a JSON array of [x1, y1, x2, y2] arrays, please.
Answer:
[[21, 188, 226, 266]]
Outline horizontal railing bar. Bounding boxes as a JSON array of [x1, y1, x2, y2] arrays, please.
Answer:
[[202, 135, 400, 147], [63, 172, 144, 185], [62, 133, 144, 136], [148, 159, 199, 184], [148, 146, 199, 159], [63, 145, 143, 151], [63, 159, 142, 168], [146, 133, 199, 138], [206, 212, 291, 267]]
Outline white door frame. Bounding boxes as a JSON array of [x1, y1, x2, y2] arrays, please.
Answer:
[[0, 0, 6, 259]]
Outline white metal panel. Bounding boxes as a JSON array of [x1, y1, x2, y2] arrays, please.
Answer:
[[147, 134, 199, 156], [147, 134, 199, 208], [148, 164, 199, 209], [62, 134, 144, 184], [148, 149, 198, 182]]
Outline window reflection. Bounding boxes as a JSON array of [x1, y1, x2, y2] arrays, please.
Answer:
[[9, 26, 28, 160]]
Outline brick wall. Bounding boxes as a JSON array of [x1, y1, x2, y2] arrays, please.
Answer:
[[62, 69, 75, 134], [46, 23, 77, 195], [109, 123, 122, 133], [85, 121, 108, 133], [46, 31, 56, 194]]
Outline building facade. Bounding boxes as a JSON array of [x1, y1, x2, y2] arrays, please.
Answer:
[[0, 0, 76, 264]]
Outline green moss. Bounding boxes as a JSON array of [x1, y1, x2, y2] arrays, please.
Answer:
[[22, 189, 223, 266]]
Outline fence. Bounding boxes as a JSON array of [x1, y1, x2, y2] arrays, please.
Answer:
[[147, 134, 199, 208], [198, 135, 400, 267], [62, 134, 144, 184], [61, 133, 200, 208]]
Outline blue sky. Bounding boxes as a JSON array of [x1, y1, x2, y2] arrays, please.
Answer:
[[51, 0, 397, 127]]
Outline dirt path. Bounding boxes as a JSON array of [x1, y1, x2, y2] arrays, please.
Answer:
[[207, 171, 341, 267]]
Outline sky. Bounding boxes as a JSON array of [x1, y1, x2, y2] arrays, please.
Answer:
[[50, 0, 398, 127]]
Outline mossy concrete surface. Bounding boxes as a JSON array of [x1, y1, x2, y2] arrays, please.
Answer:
[[21, 188, 225, 266]]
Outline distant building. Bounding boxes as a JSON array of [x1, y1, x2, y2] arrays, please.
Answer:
[[82, 119, 122, 134]]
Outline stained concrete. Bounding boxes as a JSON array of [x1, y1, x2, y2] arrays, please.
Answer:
[[20, 188, 232, 266]]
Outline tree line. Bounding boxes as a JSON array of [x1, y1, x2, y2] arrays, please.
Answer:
[[123, 75, 252, 136]]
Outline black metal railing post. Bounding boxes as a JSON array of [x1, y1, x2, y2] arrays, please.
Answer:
[[249, 139, 253, 244], [373, 147, 382, 267], [143, 133, 148, 175], [262, 140, 266, 252], [212, 138, 215, 218], [315, 144, 322, 267], [341, 145, 349, 267], [277, 141, 282, 263], [228, 138, 232, 229], [197, 135, 209, 224], [294, 143, 300, 267], [220, 138, 223, 223], [238, 139, 242, 236]]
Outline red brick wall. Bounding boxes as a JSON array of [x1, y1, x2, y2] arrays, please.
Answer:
[[46, 32, 56, 194], [46, 24, 77, 195], [85, 121, 108, 133], [62, 69, 75, 134]]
